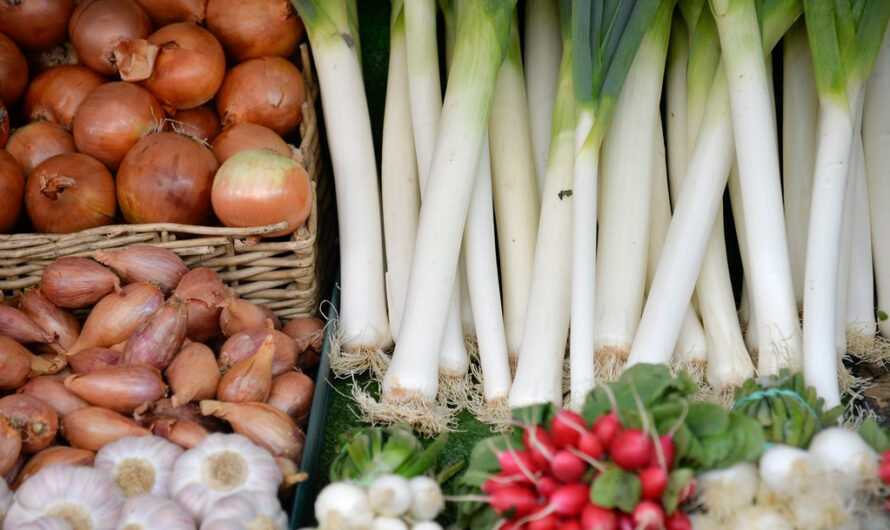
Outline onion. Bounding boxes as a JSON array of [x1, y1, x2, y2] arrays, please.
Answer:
[[65, 364, 167, 413], [216, 57, 306, 136], [0, 394, 58, 454], [168, 105, 220, 143], [166, 342, 219, 407], [267, 371, 314, 426], [94, 245, 188, 295], [0, 304, 59, 347], [117, 132, 218, 224], [19, 375, 89, 417], [205, 0, 302, 62], [0, 418, 21, 477], [12, 446, 95, 490], [211, 122, 290, 164], [39, 257, 122, 309], [150, 417, 208, 449], [0, 31, 27, 105], [218, 328, 298, 377], [68, 347, 121, 374], [0, 150, 24, 232], [0, 335, 35, 389], [24, 65, 106, 130], [6, 122, 76, 175], [200, 400, 305, 460], [121, 294, 187, 370], [0, 100, 8, 147], [0, 0, 76, 50], [68, 282, 164, 354], [19, 289, 80, 351], [216, 333, 275, 403], [173, 268, 233, 342], [212, 150, 312, 237], [68, 0, 151, 75], [25, 153, 116, 234], [219, 298, 281, 337], [26, 41, 78, 75], [72, 81, 165, 170], [136, 23, 225, 111], [61, 407, 149, 451], [134, 0, 206, 26], [282, 317, 325, 354]]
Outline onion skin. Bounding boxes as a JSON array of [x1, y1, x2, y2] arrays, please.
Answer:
[[219, 298, 281, 337], [168, 104, 220, 143], [0, 150, 24, 232], [0, 418, 21, 477], [205, 0, 302, 62], [216, 57, 306, 136], [212, 149, 312, 237], [117, 132, 218, 224], [150, 416, 208, 449], [173, 268, 233, 342], [219, 328, 298, 377], [0, 394, 59, 454], [0, 0, 76, 51], [12, 446, 94, 490], [267, 371, 313, 426], [19, 375, 88, 417], [26, 153, 117, 234], [282, 317, 324, 353], [94, 245, 188, 295], [211, 123, 290, 165], [68, 347, 121, 374], [68, 282, 164, 354], [24, 66, 106, 130], [134, 0, 206, 26], [19, 289, 80, 351], [61, 406, 149, 451], [39, 257, 122, 309], [216, 333, 275, 403], [0, 32, 28, 106], [140, 22, 225, 111], [121, 294, 187, 370], [0, 336, 33, 390], [68, 0, 152, 75], [166, 342, 219, 407], [7, 122, 76, 176], [72, 82, 165, 170], [0, 304, 59, 347], [64, 364, 166, 413], [200, 400, 305, 460], [27, 41, 79, 75]]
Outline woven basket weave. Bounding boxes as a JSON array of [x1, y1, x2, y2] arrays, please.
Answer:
[[0, 45, 336, 321]]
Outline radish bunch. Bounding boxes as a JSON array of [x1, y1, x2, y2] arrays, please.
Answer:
[[472, 409, 695, 530]]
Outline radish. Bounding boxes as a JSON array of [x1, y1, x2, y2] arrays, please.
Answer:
[[617, 513, 634, 530], [610, 430, 653, 471], [550, 409, 587, 449], [632, 500, 664, 530], [536, 476, 559, 499], [593, 413, 622, 450], [524, 426, 557, 470], [648, 434, 675, 469], [561, 521, 582, 530], [665, 511, 692, 530], [551, 450, 587, 483], [638, 467, 668, 500], [578, 431, 605, 460], [549, 483, 590, 517], [526, 508, 561, 530], [880, 460, 890, 484], [581, 503, 618, 530], [678, 477, 695, 504], [490, 485, 539, 518], [496, 448, 541, 477], [484, 473, 535, 494]]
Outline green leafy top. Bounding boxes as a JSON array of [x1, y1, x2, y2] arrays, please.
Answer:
[[859, 418, 890, 453]]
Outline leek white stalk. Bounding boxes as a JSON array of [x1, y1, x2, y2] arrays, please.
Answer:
[[524, 0, 561, 195], [845, 132, 876, 347], [711, 0, 802, 375], [802, 0, 890, 407], [864, 25, 890, 340], [729, 164, 760, 355], [489, 16, 539, 362], [782, 21, 819, 312], [292, 0, 392, 351], [834, 140, 856, 358], [382, 0, 420, 342], [509, 10, 574, 408], [383, 0, 515, 405]]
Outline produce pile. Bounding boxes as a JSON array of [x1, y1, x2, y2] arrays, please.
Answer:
[[0, 246, 325, 528], [0, 0, 312, 237]]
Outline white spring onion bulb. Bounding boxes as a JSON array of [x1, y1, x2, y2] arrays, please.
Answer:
[[5, 465, 123, 530], [169, 434, 281, 522], [114, 495, 195, 530], [405, 477, 442, 523], [410, 523, 442, 530], [13, 516, 73, 530], [314, 482, 373, 529], [371, 517, 408, 530], [367, 475, 412, 517], [94, 435, 183, 498], [200, 491, 287, 530]]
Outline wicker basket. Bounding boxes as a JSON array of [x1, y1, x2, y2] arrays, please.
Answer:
[[0, 46, 337, 321]]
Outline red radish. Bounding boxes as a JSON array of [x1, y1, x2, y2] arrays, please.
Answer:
[[610, 429, 653, 471], [526, 508, 561, 530], [632, 500, 664, 530], [551, 450, 587, 483], [593, 413, 621, 449], [665, 511, 693, 530], [497, 449, 540, 476], [549, 483, 590, 517], [581, 503, 618, 530], [638, 467, 669, 500], [561, 522, 582, 530], [678, 477, 696, 504], [490, 485, 538, 518], [882, 449, 890, 465], [484, 471, 535, 492], [496, 520, 519, 530], [524, 426, 556, 471], [550, 409, 586, 448], [578, 430, 605, 460], [879, 461, 890, 484], [617, 513, 635, 530], [649, 434, 676, 469], [537, 476, 560, 499]]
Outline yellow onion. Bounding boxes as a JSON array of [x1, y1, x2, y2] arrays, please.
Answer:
[[61, 407, 150, 451], [166, 342, 219, 407], [211, 122, 290, 164], [134, 0, 206, 26], [216, 57, 306, 136], [173, 268, 233, 342], [219, 327, 298, 377], [65, 364, 167, 413], [267, 371, 314, 426], [0, 0, 77, 51], [68, 282, 164, 354], [23, 65, 106, 130], [19, 289, 80, 351], [216, 333, 275, 403], [0, 101, 8, 147], [68, 0, 152, 75], [0, 32, 28, 106], [0, 394, 58, 453], [0, 418, 21, 477], [219, 298, 280, 337], [205, 0, 302, 62], [19, 375, 88, 417], [12, 446, 95, 490], [68, 347, 121, 374], [168, 104, 220, 143], [0, 149, 23, 232], [94, 245, 187, 295], [199, 400, 305, 460], [5, 122, 76, 175], [26, 41, 79, 75]]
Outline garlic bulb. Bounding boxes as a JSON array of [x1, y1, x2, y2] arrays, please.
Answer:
[[199, 491, 287, 530], [115, 495, 195, 530], [94, 435, 183, 498], [12, 516, 73, 530], [0, 478, 14, 524], [169, 433, 281, 521], [5, 465, 122, 530]]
